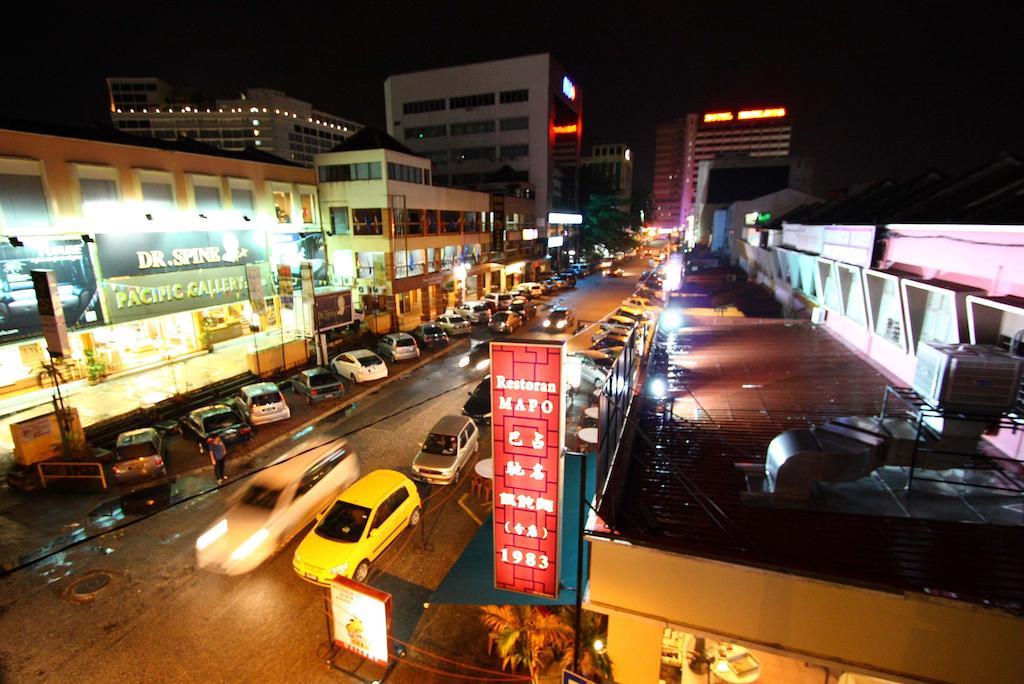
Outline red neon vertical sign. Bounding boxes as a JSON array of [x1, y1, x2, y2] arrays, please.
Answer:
[[490, 341, 565, 598]]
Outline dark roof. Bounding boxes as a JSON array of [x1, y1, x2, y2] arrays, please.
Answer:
[[773, 154, 1024, 226], [0, 115, 304, 168], [328, 124, 417, 155], [597, 316, 1024, 613]]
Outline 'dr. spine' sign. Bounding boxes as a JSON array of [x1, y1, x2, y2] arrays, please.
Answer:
[[490, 341, 565, 598]]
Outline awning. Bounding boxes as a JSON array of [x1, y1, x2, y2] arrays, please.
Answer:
[[430, 451, 596, 606]]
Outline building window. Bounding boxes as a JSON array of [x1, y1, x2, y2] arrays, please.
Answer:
[[499, 89, 529, 104], [500, 144, 528, 159], [194, 185, 222, 212], [462, 211, 480, 233], [450, 120, 496, 136], [79, 178, 119, 205], [403, 99, 446, 115], [230, 187, 254, 214], [424, 210, 438, 234], [386, 162, 426, 185], [273, 190, 293, 223], [441, 210, 461, 233], [404, 125, 446, 140], [499, 117, 529, 131], [423, 150, 449, 165], [318, 162, 382, 182], [0, 173, 50, 227], [452, 147, 496, 162], [141, 180, 175, 208], [449, 93, 495, 109], [394, 208, 423, 236], [352, 208, 383, 236], [300, 192, 316, 224], [329, 207, 350, 235]]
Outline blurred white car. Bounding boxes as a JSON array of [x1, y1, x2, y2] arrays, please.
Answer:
[[331, 349, 388, 383], [195, 440, 361, 575]]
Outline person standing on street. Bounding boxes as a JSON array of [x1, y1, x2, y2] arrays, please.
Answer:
[[209, 435, 227, 482]]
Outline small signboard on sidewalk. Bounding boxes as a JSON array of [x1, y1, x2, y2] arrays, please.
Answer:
[[31, 269, 70, 358], [330, 576, 391, 665]]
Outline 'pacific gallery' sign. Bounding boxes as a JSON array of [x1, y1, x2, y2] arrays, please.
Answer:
[[95, 230, 267, 278], [490, 340, 565, 599]]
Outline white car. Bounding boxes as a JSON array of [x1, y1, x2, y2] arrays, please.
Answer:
[[572, 350, 614, 386], [517, 282, 544, 298], [624, 296, 655, 310], [331, 349, 388, 383], [195, 440, 361, 575], [456, 301, 492, 324], [436, 313, 472, 336], [233, 382, 291, 426]]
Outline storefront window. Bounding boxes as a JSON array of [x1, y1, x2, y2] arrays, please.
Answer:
[[273, 190, 293, 223], [356, 252, 382, 280], [393, 249, 426, 278], [441, 245, 457, 270], [352, 208, 383, 236], [300, 192, 316, 224], [426, 248, 438, 273]]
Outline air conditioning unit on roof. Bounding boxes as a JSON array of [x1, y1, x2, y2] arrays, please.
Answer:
[[913, 342, 1024, 415]]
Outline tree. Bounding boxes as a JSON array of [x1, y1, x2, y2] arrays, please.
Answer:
[[580, 194, 638, 259], [480, 605, 574, 682], [558, 607, 613, 682], [630, 184, 653, 226]]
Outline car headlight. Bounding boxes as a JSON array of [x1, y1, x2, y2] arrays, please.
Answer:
[[542, 320, 551, 327], [230, 528, 270, 560], [556, 320, 567, 329], [459, 357, 470, 368], [196, 519, 228, 551], [475, 359, 490, 370], [330, 562, 350, 577]]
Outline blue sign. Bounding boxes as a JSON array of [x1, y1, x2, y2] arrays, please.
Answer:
[[562, 76, 576, 101]]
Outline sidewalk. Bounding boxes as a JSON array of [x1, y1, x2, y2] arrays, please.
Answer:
[[0, 333, 280, 470]]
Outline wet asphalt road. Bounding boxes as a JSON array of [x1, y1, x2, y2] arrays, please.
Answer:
[[0, 262, 647, 683]]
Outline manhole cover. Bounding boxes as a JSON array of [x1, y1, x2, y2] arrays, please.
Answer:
[[69, 571, 112, 602]]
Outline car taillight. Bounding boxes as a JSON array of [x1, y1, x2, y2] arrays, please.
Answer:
[[155, 456, 164, 467], [310, 389, 318, 396], [112, 465, 121, 474], [241, 427, 252, 434]]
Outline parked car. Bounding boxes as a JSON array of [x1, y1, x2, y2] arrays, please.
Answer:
[[542, 306, 576, 331], [624, 296, 654, 309], [292, 469, 422, 585], [478, 299, 499, 316], [605, 267, 625, 278], [233, 382, 291, 426], [331, 349, 388, 383], [593, 320, 634, 340], [196, 440, 361, 575], [571, 350, 614, 386], [592, 331, 630, 350], [557, 272, 577, 288], [292, 367, 346, 404], [436, 313, 472, 336], [484, 292, 517, 310], [605, 314, 639, 330], [112, 427, 167, 486], [615, 304, 648, 323], [516, 282, 544, 298], [462, 375, 492, 423], [454, 338, 487, 369], [456, 301, 492, 324], [509, 298, 537, 320], [537, 280, 557, 295], [545, 276, 567, 291], [412, 415, 480, 485], [411, 323, 450, 350], [377, 333, 421, 362], [489, 310, 523, 333], [180, 404, 253, 446]]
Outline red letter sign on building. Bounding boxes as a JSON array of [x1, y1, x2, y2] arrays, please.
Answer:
[[490, 341, 565, 598]]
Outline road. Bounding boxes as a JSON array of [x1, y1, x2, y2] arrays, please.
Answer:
[[0, 259, 648, 683]]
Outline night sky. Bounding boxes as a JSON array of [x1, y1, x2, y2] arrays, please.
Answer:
[[5, 1, 1021, 197]]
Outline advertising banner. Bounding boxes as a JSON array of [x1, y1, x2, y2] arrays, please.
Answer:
[[0, 238, 102, 343], [95, 229, 267, 278], [330, 576, 391, 665], [245, 264, 267, 316], [314, 289, 353, 331], [277, 264, 294, 309], [99, 263, 271, 324], [490, 340, 565, 598], [31, 270, 71, 358]]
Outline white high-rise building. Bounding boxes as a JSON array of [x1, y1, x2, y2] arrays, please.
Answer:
[[383, 53, 583, 216], [106, 77, 362, 166]]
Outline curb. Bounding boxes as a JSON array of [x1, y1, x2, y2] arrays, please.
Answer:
[[176, 337, 472, 483]]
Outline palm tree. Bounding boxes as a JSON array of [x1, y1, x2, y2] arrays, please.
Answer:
[[480, 605, 574, 682], [558, 607, 613, 682]]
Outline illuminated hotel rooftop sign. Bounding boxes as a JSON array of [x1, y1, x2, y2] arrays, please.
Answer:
[[703, 107, 786, 123]]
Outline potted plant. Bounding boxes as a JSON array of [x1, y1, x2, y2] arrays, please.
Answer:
[[197, 316, 214, 352], [83, 349, 106, 385]]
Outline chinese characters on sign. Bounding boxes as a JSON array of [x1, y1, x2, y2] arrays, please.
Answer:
[[490, 341, 565, 598]]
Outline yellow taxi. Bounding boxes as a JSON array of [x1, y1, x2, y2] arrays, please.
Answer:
[[292, 469, 421, 585]]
